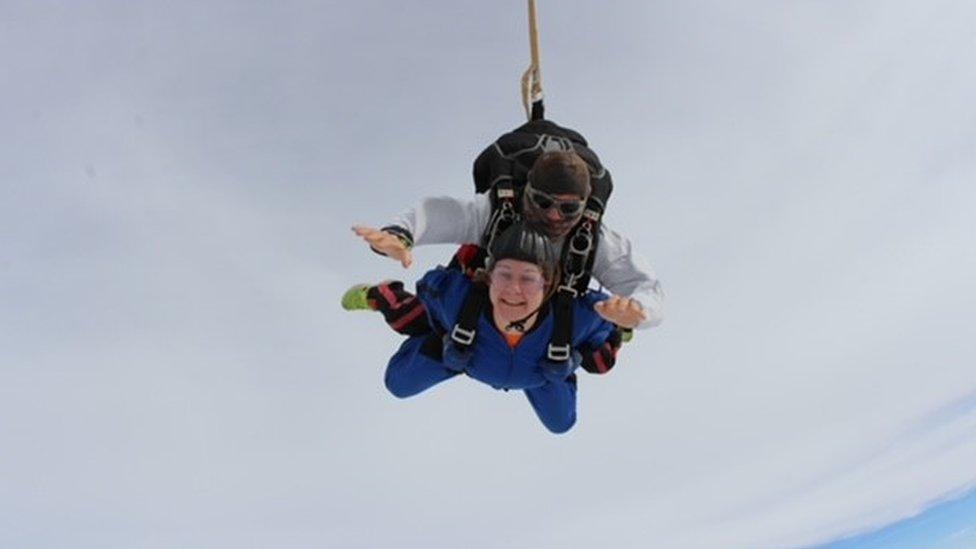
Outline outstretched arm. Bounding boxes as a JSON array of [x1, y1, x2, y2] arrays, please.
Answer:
[[353, 195, 491, 267], [390, 194, 491, 246]]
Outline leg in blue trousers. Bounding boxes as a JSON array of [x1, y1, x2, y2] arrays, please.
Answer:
[[385, 334, 460, 398], [524, 374, 578, 434]]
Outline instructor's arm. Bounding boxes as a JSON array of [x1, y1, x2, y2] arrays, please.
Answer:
[[353, 195, 491, 267]]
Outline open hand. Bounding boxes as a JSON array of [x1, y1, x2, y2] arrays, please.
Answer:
[[594, 295, 647, 329], [352, 225, 413, 268]]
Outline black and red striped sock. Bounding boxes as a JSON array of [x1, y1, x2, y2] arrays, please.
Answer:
[[366, 281, 433, 336]]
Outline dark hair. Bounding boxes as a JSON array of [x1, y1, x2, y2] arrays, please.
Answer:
[[486, 222, 559, 282], [527, 151, 591, 198]]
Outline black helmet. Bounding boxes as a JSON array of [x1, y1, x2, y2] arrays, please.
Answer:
[[487, 222, 559, 281]]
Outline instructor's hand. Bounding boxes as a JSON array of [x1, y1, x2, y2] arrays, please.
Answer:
[[352, 225, 413, 268], [594, 295, 647, 329]]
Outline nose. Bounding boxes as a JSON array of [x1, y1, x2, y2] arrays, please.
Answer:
[[545, 207, 563, 222], [504, 280, 526, 294]]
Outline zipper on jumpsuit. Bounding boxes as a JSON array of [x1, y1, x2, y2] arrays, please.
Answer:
[[504, 342, 516, 392]]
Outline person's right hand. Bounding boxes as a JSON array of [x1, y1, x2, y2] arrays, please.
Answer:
[[352, 225, 413, 268]]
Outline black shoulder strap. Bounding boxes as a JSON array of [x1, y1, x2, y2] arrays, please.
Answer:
[[469, 144, 521, 266], [483, 174, 520, 251], [450, 281, 489, 351], [548, 290, 575, 361], [561, 174, 611, 294]]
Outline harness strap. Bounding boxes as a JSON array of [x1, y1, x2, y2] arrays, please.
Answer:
[[560, 182, 610, 294], [530, 99, 545, 121], [547, 187, 609, 361], [548, 290, 575, 361], [482, 166, 521, 257], [451, 281, 489, 350]]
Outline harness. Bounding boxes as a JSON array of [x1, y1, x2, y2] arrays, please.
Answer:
[[449, 118, 613, 362]]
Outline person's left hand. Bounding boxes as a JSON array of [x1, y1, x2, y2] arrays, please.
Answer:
[[594, 295, 647, 329]]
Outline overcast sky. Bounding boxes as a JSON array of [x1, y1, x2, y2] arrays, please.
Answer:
[[2, 1, 976, 547]]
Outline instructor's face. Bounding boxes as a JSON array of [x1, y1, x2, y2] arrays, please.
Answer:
[[522, 192, 585, 238]]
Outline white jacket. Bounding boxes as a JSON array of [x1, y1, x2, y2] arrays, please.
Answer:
[[390, 194, 663, 329]]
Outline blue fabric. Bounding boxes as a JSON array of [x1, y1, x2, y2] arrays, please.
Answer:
[[383, 267, 615, 433]]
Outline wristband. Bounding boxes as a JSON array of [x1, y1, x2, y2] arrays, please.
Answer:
[[380, 225, 414, 249]]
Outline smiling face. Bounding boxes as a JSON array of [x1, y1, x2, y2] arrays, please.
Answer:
[[487, 259, 549, 329]]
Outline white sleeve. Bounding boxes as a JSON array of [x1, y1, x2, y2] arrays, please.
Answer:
[[389, 194, 492, 246], [591, 224, 665, 330]]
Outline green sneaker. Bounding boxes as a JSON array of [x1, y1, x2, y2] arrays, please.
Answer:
[[341, 283, 373, 311]]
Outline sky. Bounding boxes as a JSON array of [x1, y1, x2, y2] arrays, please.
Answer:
[[821, 488, 976, 548], [2, 1, 975, 547]]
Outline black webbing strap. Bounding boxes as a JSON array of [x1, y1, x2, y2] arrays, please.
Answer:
[[483, 200, 517, 256], [489, 171, 519, 237], [482, 143, 520, 256], [451, 281, 489, 350], [564, 191, 607, 293], [531, 100, 545, 121], [548, 290, 575, 361]]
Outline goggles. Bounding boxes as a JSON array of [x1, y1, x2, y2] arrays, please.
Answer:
[[524, 185, 585, 217], [489, 268, 547, 295]]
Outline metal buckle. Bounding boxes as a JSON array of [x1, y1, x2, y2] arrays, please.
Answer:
[[570, 234, 592, 256], [557, 284, 579, 298], [569, 223, 593, 255], [547, 344, 571, 362], [451, 325, 476, 346]]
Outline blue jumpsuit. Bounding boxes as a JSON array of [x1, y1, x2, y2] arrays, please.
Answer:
[[384, 267, 616, 433]]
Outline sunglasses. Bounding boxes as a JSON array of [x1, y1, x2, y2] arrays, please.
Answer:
[[525, 185, 585, 217]]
